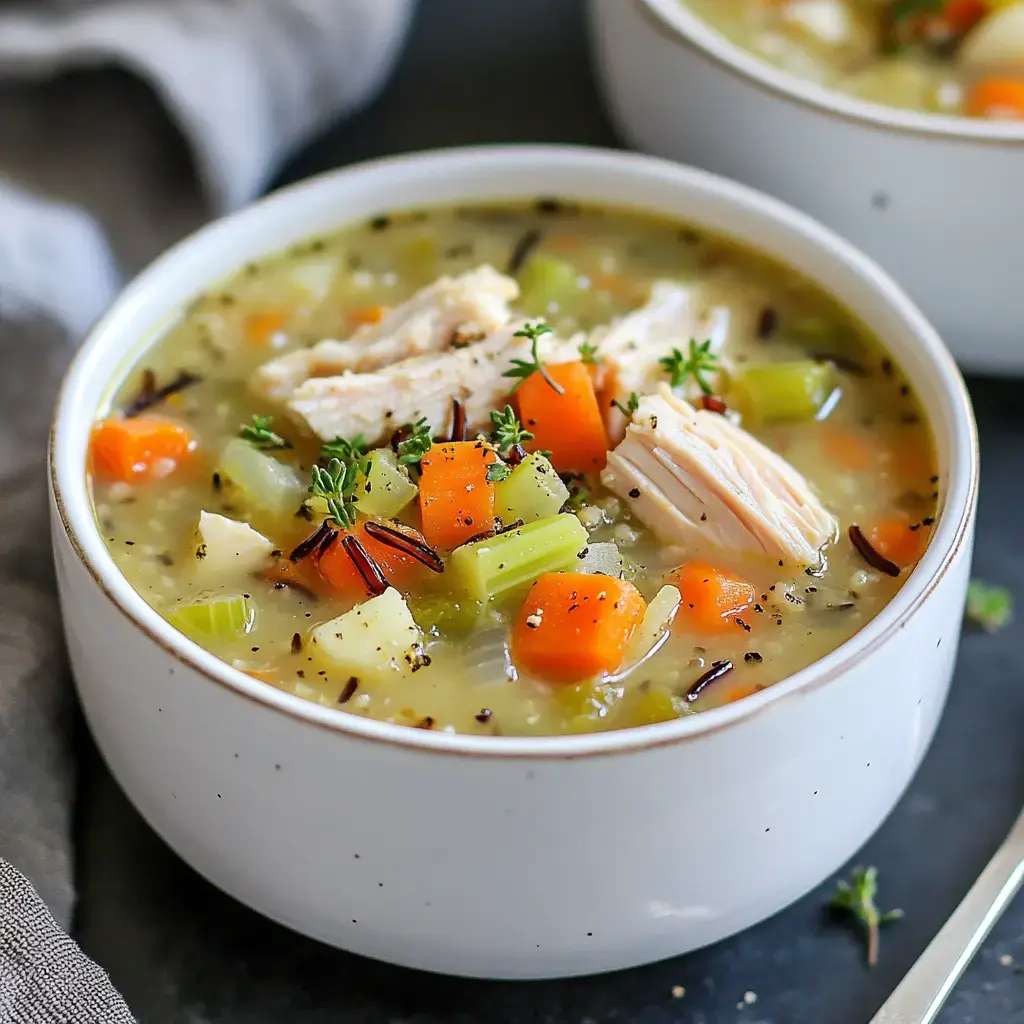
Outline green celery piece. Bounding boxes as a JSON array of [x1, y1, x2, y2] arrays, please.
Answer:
[[219, 437, 305, 515], [733, 360, 835, 424], [618, 685, 685, 730], [554, 680, 622, 734], [450, 513, 588, 601], [409, 594, 485, 635], [517, 254, 581, 313], [399, 237, 440, 282], [494, 452, 569, 524], [168, 594, 254, 639], [356, 448, 418, 519]]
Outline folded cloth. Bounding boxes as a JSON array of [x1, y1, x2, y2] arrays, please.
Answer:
[[0, 859, 135, 1022], [0, 0, 414, 1011]]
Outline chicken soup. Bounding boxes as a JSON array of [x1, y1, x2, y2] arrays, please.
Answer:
[[685, 0, 1024, 120], [89, 201, 938, 736]]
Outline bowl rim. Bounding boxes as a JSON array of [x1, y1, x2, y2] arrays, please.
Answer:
[[51, 143, 978, 760], [633, 0, 1024, 145]]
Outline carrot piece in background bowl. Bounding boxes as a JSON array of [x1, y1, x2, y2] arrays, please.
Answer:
[[511, 572, 646, 682], [243, 310, 289, 346], [868, 515, 930, 569]]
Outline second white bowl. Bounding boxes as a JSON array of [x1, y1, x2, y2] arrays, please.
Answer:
[[589, 0, 1024, 375]]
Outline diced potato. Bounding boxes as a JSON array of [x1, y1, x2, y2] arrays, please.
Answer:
[[961, 5, 1024, 72], [311, 587, 424, 682], [577, 541, 625, 578], [494, 452, 569, 524], [356, 449, 419, 519], [290, 258, 339, 303], [194, 511, 275, 575], [219, 438, 305, 515]]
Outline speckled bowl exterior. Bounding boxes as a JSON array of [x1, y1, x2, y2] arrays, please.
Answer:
[[589, 0, 1024, 375], [50, 146, 977, 979]]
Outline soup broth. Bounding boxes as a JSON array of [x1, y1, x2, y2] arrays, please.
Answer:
[[90, 200, 938, 736], [685, 0, 1024, 120]]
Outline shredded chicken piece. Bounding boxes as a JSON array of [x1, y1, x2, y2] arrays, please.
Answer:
[[251, 265, 518, 401], [602, 386, 836, 566], [285, 323, 579, 444], [586, 280, 732, 443]]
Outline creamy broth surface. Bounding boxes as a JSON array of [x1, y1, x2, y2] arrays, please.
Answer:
[[90, 201, 938, 736]]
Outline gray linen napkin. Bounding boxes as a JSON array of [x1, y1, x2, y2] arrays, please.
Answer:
[[0, 0, 414, 1016]]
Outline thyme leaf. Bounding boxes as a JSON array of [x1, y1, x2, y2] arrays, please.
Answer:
[[829, 866, 903, 967], [240, 415, 292, 451], [504, 321, 564, 395], [659, 338, 719, 395]]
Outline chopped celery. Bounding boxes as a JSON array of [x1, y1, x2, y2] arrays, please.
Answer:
[[219, 438, 305, 515], [409, 594, 485, 635], [494, 452, 569, 524], [618, 686, 685, 729], [450, 513, 588, 601], [517, 254, 581, 313], [312, 587, 424, 681], [732, 361, 835, 424], [355, 448, 418, 519], [399, 237, 440, 281], [168, 594, 254, 639], [577, 541, 624, 578], [554, 680, 622, 734]]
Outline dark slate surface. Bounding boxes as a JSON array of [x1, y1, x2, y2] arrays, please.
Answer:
[[73, 0, 1024, 1021]]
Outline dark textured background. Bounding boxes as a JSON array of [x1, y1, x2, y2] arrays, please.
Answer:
[[73, 1, 1024, 1021]]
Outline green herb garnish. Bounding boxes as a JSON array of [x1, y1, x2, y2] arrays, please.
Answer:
[[309, 457, 366, 530], [320, 434, 366, 465], [504, 321, 564, 395], [564, 478, 589, 511], [490, 405, 535, 455], [890, 0, 944, 22], [966, 580, 1013, 634], [659, 339, 719, 395], [579, 339, 602, 365], [611, 392, 640, 418], [829, 866, 903, 967], [486, 461, 512, 483], [240, 415, 291, 451], [396, 417, 433, 466]]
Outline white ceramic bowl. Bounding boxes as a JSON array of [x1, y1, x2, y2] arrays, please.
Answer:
[[589, 0, 1024, 375], [50, 146, 977, 980]]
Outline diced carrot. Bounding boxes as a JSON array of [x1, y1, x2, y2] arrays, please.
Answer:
[[512, 573, 646, 682], [669, 561, 756, 635], [262, 556, 336, 599], [243, 310, 289, 346], [966, 78, 1024, 119], [941, 0, 986, 34], [418, 441, 495, 550], [348, 305, 388, 328], [546, 234, 582, 253], [721, 681, 762, 705], [867, 515, 929, 569], [90, 417, 197, 483], [888, 430, 934, 484], [519, 361, 609, 474], [821, 427, 873, 472], [316, 520, 425, 598]]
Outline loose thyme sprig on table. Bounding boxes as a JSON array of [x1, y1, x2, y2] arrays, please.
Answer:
[[965, 579, 1013, 634], [240, 414, 292, 451], [829, 866, 903, 967], [396, 417, 433, 466], [504, 321, 564, 395], [659, 338, 719, 396], [309, 456, 366, 530]]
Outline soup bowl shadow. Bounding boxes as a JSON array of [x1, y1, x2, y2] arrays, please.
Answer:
[[50, 145, 977, 979], [588, 0, 1024, 376]]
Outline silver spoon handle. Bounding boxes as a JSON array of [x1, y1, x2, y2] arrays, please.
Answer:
[[871, 811, 1024, 1024]]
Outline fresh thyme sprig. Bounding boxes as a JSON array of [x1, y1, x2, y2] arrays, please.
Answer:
[[396, 417, 433, 466], [579, 339, 602, 365], [611, 392, 639, 418], [659, 338, 719, 395], [320, 434, 366, 465], [966, 579, 1013, 634], [486, 460, 512, 483], [240, 414, 292, 451], [489, 406, 535, 455], [309, 457, 366, 530], [504, 321, 564, 395], [829, 866, 903, 967]]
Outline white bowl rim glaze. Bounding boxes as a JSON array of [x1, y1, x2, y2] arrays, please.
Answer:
[[635, 0, 1024, 144], [51, 144, 978, 760]]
